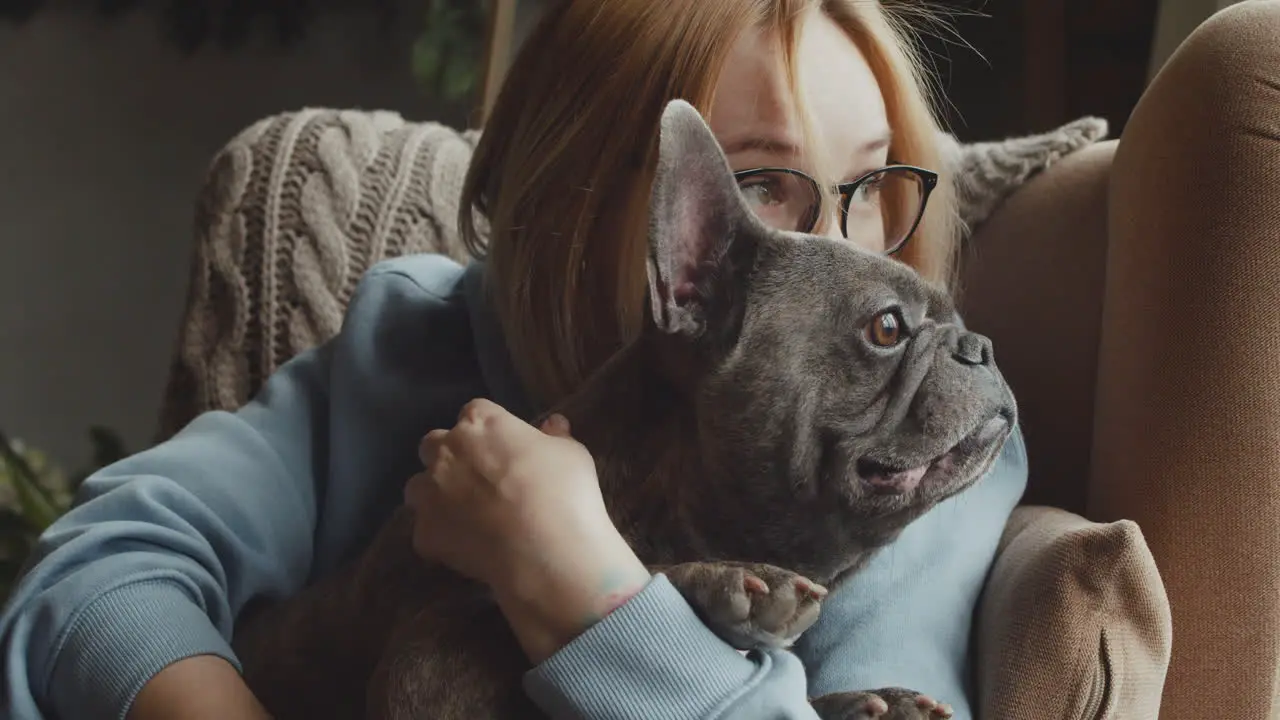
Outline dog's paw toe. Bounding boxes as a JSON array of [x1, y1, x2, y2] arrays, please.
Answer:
[[811, 688, 953, 720], [665, 561, 826, 650]]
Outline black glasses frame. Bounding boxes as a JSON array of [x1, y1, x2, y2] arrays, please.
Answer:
[[731, 164, 940, 255]]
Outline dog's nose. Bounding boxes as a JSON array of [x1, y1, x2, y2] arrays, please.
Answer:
[[952, 331, 993, 366]]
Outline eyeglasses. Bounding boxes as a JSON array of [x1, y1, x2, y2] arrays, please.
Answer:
[[731, 164, 939, 255]]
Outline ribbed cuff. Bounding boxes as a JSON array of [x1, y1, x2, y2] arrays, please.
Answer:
[[47, 579, 238, 720], [524, 574, 762, 720]]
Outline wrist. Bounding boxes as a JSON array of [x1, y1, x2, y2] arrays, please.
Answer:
[[128, 655, 270, 720], [493, 535, 652, 664]]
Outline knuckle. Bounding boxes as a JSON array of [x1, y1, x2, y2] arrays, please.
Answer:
[[404, 472, 434, 510], [418, 432, 439, 463], [428, 447, 453, 478], [458, 398, 497, 425], [420, 429, 453, 463]]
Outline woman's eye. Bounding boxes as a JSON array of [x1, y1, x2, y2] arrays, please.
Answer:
[[851, 176, 885, 204], [740, 179, 784, 207], [865, 310, 904, 347]]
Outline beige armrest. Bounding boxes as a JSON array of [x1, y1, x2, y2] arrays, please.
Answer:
[[975, 506, 1172, 720], [957, 141, 1117, 514]]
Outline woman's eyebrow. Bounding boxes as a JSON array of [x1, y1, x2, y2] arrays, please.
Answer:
[[859, 130, 892, 155], [720, 135, 802, 158], [841, 130, 894, 180], [722, 129, 892, 161], [721, 129, 894, 178]]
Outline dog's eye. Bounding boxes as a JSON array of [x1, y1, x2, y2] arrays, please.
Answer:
[[866, 311, 904, 347]]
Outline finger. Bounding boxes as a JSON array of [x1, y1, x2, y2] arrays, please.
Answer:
[[418, 429, 449, 467], [456, 397, 503, 426], [403, 470, 433, 509], [451, 399, 503, 456], [450, 401, 534, 476], [408, 440, 458, 509], [427, 442, 462, 492], [539, 413, 572, 438]]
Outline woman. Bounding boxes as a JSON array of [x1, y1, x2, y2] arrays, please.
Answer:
[[6, 0, 1267, 718], [11, 2, 1013, 717], [4, 4, 1010, 717]]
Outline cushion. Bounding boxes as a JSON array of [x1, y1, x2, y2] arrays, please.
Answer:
[[975, 505, 1172, 719], [156, 109, 483, 441], [938, 116, 1110, 234]]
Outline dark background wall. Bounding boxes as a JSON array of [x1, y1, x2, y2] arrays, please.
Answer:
[[923, 0, 1159, 141], [0, 2, 463, 465]]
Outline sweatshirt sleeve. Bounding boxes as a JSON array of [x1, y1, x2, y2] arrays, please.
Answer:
[[0, 253, 827, 720], [525, 574, 820, 720], [0, 336, 331, 719]]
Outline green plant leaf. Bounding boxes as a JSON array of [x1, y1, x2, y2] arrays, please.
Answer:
[[412, 32, 445, 84], [0, 431, 61, 530], [411, 0, 484, 101], [9, 466, 60, 531], [0, 425, 129, 604], [443, 60, 478, 101]]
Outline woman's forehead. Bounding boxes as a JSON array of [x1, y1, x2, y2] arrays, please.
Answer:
[[708, 12, 890, 174]]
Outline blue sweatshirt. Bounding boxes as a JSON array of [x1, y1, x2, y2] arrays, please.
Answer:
[[0, 254, 1027, 720]]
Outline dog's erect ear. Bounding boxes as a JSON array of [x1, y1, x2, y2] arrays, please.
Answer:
[[647, 99, 759, 337]]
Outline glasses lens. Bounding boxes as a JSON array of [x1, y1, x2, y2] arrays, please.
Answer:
[[735, 170, 820, 233], [841, 168, 925, 253]]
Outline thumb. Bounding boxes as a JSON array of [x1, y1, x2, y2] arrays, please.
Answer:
[[538, 413, 573, 438]]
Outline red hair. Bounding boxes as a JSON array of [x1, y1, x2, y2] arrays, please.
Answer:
[[461, 0, 957, 406]]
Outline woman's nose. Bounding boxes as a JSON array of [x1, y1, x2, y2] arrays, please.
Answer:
[[817, 210, 844, 241], [817, 210, 886, 253]]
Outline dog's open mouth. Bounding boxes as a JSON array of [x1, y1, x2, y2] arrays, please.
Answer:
[[856, 411, 1012, 495]]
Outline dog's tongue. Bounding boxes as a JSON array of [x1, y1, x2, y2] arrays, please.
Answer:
[[858, 460, 930, 494]]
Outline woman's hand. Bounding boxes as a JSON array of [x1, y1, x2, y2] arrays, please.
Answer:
[[404, 398, 652, 664]]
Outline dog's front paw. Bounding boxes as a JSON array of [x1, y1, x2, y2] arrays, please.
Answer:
[[811, 689, 954, 720], [663, 561, 826, 650]]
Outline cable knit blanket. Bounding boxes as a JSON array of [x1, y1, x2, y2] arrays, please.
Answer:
[[155, 108, 1107, 441]]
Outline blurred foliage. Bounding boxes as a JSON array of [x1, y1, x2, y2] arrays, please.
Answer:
[[0, 427, 127, 603], [412, 0, 488, 103], [0, 0, 490, 102]]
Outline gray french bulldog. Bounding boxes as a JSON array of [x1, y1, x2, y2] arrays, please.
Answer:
[[233, 99, 1017, 720]]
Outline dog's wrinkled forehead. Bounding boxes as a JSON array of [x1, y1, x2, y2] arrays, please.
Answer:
[[770, 234, 954, 319]]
